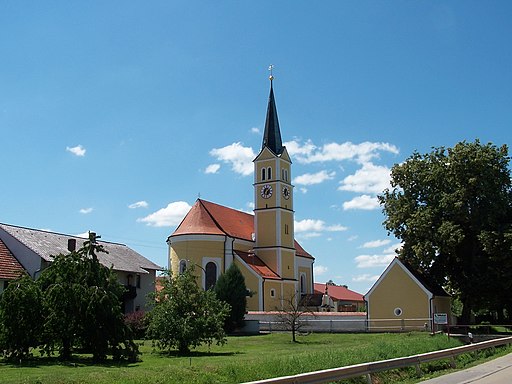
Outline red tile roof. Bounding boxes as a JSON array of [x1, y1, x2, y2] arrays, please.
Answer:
[[0, 239, 25, 280], [314, 283, 364, 302], [171, 199, 313, 260], [235, 250, 281, 280]]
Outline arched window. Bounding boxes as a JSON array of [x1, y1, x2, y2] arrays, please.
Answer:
[[300, 273, 307, 294], [179, 259, 187, 275], [205, 262, 217, 290], [267, 167, 272, 180], [261, 168, 266, 181], [282, 169, 288, 181]]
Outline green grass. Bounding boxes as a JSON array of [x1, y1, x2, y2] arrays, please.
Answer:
[[0, 332, 504, 384]]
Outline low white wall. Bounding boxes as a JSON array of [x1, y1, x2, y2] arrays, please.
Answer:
[[245, 312, 367, 333]]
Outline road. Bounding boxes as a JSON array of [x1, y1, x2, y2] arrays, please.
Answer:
[[419, 352, 512, 383]]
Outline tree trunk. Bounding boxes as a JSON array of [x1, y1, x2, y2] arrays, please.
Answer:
[[461, 302, 473, 325]]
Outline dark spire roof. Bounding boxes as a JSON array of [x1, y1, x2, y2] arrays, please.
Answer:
[[262, 80, 283, 155]]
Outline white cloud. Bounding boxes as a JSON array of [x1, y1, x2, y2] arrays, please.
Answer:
[[339, 162, 391, 194], [205, 164, 221, 174], [251, 127, 260, 134], [314, 265, 328, 277], [299, 187, 308, 194], [294, 170, 336, 186], [294, 219, 326, 233], [343, 195, 380, 210], [354, 254, 395, 268], [361, 239, 391, 249], [284, 139, 317, 158], [352, 274, 380, 283], [209, 142, 255, 176], [79, 207, 93, 214], [138, 201, 192, 227], [294, 219, 347, 239], [128, 201, 148, 209], [286, 139, 398, 164], [66, 145, 86, 157]]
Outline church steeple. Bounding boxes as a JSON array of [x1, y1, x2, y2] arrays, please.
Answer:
[[262, 76, 283, 155]]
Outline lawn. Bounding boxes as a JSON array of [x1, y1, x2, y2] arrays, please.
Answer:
[[0, 332, 489, 384]]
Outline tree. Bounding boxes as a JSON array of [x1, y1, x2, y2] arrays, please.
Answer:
[[275, 290, 313, 342], [214, 263, 247, 332], [379, 140, 512, 323], [38, 233, 138, 361], [0, 275, 43, 360], [147, 267, 230, 354]]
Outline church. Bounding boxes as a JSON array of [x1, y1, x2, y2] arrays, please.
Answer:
[[167, 75, 315, 311]]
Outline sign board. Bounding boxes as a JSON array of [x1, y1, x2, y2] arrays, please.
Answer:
[[434, 313, 448, 325]]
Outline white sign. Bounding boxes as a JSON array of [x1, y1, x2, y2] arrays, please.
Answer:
[[434, 313, 448, 325]]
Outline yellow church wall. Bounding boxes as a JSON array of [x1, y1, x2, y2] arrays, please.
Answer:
[[368, 263, 430, 331], [298, 266, 312, 294], [279, 211, 294, 248], [256, 211, 277, 246], [280, 250, 295, 280], [257, 249, 278, 274], [263, 280, 282, 311], [234, 258, 261, 311], [170, 239, 226, 288]]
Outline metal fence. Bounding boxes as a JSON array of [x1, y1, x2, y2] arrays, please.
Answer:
[[243, 335, 512, 384]]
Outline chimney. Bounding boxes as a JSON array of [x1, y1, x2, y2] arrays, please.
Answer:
[[67, 238, 77, 252]]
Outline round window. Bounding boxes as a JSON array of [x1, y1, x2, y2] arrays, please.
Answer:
[[394, 307, 403, 317]]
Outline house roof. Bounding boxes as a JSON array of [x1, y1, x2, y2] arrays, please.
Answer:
[[171, 199, 314, 260], [0, 223, 161, 274], [0, 239, 25, 280], [314, 283, 364, 302], [235, 250, 281, 280]]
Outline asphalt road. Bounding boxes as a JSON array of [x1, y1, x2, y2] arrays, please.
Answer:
[[419, 352, 512, 383]]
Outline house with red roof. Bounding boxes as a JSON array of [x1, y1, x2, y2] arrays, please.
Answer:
[[0, 238, 26, 293], [167, 77, 315, 311], [313, 283, 365, 312]]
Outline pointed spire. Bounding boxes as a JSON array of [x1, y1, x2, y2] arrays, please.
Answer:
[[262, 68, 283, 154]]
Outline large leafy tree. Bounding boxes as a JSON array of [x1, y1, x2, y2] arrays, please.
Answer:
[[214, 263, 248, 332], [40, 233, 137, 361], [379, 140, 512, 323], [147, 267, 230, 354]]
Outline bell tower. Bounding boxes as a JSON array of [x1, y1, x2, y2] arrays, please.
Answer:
[[253, 72, 295, 280]]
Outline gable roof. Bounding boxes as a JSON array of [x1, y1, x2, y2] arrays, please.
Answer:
[[314, 283, 364, 302], [365, 257, 450, 299], [0, 239, 25, 280], [170, 199, 314, 260], [0, 223, 161, 274], [235, 250, 281, 280]]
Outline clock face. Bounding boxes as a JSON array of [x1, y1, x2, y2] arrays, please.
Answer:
[[261, 184, 273, 199], [282, 186, 290, 199]]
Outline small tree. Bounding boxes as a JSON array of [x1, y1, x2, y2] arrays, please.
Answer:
[[147, 267, 230, 354], [214, 263, 247, 332], [0, 275, 43, 360], [275, 290, 313, 342]]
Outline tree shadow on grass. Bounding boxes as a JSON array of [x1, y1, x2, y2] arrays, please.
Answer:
[[1, 355, 139, 369], [153, 350, 242, 358]]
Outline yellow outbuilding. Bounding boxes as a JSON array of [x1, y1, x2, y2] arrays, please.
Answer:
[[365, 257, 451, 332]]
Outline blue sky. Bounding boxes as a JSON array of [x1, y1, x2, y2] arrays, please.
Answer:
[[1, 1, 511, 294]]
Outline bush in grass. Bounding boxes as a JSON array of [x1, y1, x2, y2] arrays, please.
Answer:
[[147, 267, 230, 354], [125, 310, 149, 339]]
